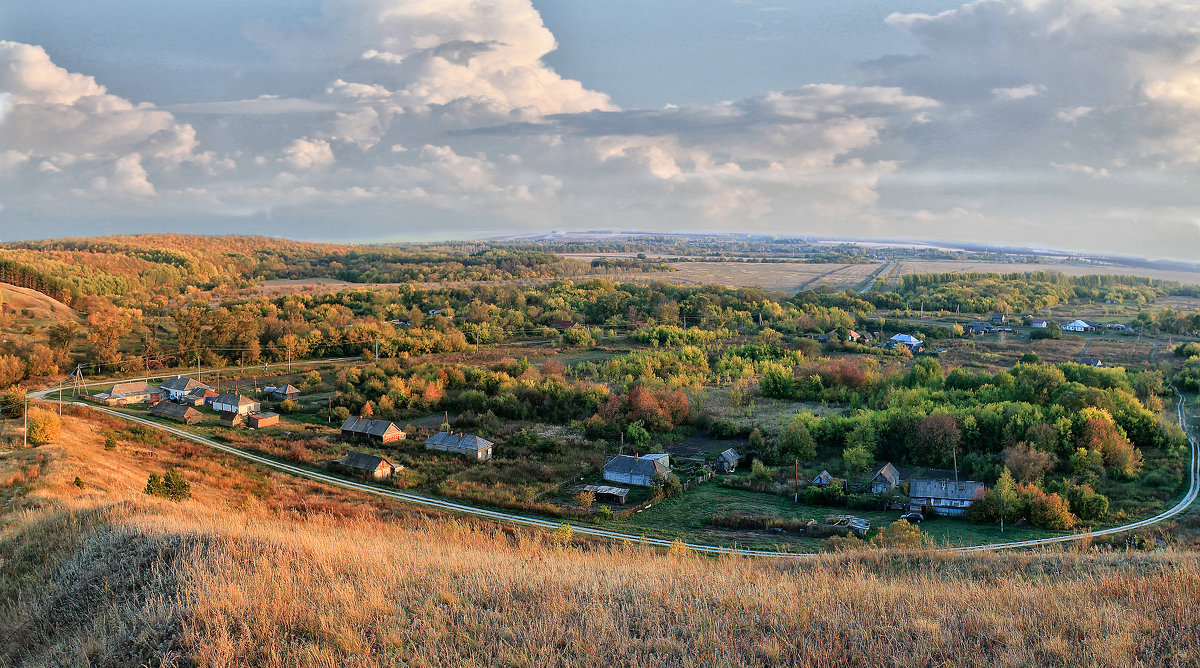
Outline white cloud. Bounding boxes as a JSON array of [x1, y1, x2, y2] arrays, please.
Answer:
[[991, 84, 1045, 100], [282, 138, 335, 171]]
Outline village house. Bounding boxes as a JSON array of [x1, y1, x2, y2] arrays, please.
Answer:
[[1062, 319, 1096, 332], [811, 470, 834, 488], [148, 401, 202, 425], [888, 333, 924, 352], [212, 392, 261, 416], [93, 382, 161, 406], [989, 313, 1006, 324], [180, 387, 218, 406], [266, 384, 300, 401], [248, 412, 280, 429], [159, 375, 212, 402], [869, 463, 901, 494], [965, 321, 994, 335], [715, 448, 740, 473], [341, 417, 406, 444], [603, 453, 670, 487], [908, 478, 986, 516], [218, 411, 245, 428], [424, 431, 493, 460], [1029, 318, 1048, 328], [1079, 358, 1105, 368], [336, 452, 398, 480]]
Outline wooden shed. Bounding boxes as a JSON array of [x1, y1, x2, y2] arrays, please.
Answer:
[[248, 412, 280, 428], [149, 401, 202, 425]]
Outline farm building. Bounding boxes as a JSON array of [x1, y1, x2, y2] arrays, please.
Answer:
[[180, 387, 218, 406], [1079, 358, 1105, 368], [248, 412, 280, 428], [812, 470, 834, 488], [93, 382, 161, 406], [909, 478, 986, 516], [989, 313, 1006, 324], [336, 452, 397, 480], [869, 463, 901, 494], [218, 411, 245, 428], [966, 321, 993, 334], [603, 453, 670, 487], [424, 431, 493, 460], [1062, 319, 1096, 332], [715, 448, 740, 473], [888, 333, 924, 352], [340, 417, 406, 444], [267, 384, 300, 401], [583, 484, 630, 505], [148, 402, 202, 425], [212, 393, 261, 415], [1030, 318, 1048, 328]]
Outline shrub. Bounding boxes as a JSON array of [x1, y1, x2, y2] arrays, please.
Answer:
[[870, 519, 924, 549], [575, 489, 595, 510], [1, 389, 25, 418], [803, 482, 846, 507], [595, 505, 613, 521], [708, 419, 742, 439], [332, 406, 351, 421], [26, 408, 62, 445], [144, 468, 192, 501], [278, 399, 300, 414], [779, 421, 816, 461], [750, 459, 772, 482]]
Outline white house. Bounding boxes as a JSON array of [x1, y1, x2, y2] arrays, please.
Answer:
[[212, 392, 261, 415], [603, 453, 670, 487], [1062, 320, 1095, 332], [159, 375, 211, 401], [889, 333, 924, 352], [1029, 319, 1048, 328]]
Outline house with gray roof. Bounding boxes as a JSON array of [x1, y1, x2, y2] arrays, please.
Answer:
[[715, 448, 740, 473], [424, 431, 493, 460], [336, 452, 397, 480], [93, 382, 161, 406], [812, 470, 834, 488], [869, 463, 901, 494], [908, 478, 986, 516], [159, 375, 211, 401], [603, 453, 670, 487], [149, 401, 202, 425], [212, 393, 261, 416], [340, 417, 406, 444], [267, 384, 301, 401]]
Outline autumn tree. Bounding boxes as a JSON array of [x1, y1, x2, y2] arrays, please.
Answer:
[[1003, 442, 1056, 483], [914, 413, 960, 466], [27, 408, 62, 445]]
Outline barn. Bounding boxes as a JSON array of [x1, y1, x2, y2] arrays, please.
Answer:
[[336, 452, 398, 480], [424, 431, 493, 460], [908, 478, 986, 516], [148, 401, 202, 425], [603, 453, 670, 487], [341, 417, 406, 444]]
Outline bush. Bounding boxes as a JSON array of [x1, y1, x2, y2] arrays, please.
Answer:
[[1030, 325, 1063, 340], [278, 399, 300, 414], [871, 519, 924, 549], [803, 482, 846, 507], [144, 469, 192, 501], [1, 389, 25, 418], [26, 408, 62, 445], [707, 419, 742, 439], [332, 406, 351, 421]]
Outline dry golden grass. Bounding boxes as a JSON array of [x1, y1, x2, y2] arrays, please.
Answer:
[[4, 409, 1200, 667], [662, 262, 881, 292]]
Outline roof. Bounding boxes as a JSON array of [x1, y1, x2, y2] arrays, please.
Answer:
[[603, 454, 670, 478], [1030, 318, 1047, 324], [273, 384, 300, 394], [717, 448, 740, 462], [149, 402, 199, 420], [338, 451, 393, 473], [1065, 319, 1092, 327], [214, 393, 257, 407], [583, 484, 630, 497], [341, 417, 402, 437], [909, 478, 985, 502], [185, 387, 217, 399], [250, 412, 279, 420], [103, 381, 156, 398], [890, 334, 923, 345], [871, 463, 900, 486], [813, 470, 833, 484], [160, 375, 209, 393], [424, 431, 493, 450]]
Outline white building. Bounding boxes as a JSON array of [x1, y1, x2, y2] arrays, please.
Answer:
[[1062, 320, 1095, 332], [603, 453, 670, 487], [212, 393, 261, 415], [159, 375, 211, 401]]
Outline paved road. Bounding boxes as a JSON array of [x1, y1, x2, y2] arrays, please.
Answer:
[[29, 380, 1199, 557], [858, 261, 893, 294]]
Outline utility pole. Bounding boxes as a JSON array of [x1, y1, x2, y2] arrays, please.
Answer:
[[794, 458, 800, 503], [327, 396, 331, 424], [952, 442, 959, 482], [197, 352, 201, 382], [23, 397, 28, 447], [58, 383, 62, 417], [288, 351, 292, 373]]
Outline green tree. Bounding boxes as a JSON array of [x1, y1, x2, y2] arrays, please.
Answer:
[[843, 444, 874, 475], [995, 467, 1017, 530], [625, 421, 651, 449], [844, 421, 878, 454], [779, 421, 817, 461]]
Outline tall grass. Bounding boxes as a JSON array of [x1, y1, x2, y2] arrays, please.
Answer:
[[3, 411, 1200, 666]]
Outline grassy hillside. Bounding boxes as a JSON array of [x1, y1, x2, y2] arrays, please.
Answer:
[[2, 408, 1200, 667]]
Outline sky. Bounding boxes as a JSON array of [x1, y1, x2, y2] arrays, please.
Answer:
[[2, 0, 1200, 260]]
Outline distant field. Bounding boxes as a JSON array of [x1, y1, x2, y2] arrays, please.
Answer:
[[893, 260, 1200, 285], [653, 262, 881, 292]]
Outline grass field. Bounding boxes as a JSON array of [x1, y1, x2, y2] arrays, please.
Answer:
[[893, 260, 1200, 285], [657, 261, 882, 292]]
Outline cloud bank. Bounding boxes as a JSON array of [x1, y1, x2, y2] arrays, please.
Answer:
[[0, 0, 1199, 258]]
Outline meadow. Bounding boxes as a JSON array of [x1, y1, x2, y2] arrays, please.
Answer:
[[3, 408, 1200, 667]]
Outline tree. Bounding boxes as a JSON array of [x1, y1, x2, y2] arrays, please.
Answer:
[[145, 469, 192, 501], [843, 444, 874, 474], [26, 408, 62, 445], [1003, 442, 1055, 483], [871, 519, 924, 549], [575, 489, 595, 510], [625, 421, 650, 449], [759, 364, 796, 399], [0, 355, 26, 388], [1, 389, 25, 418], [844, 421, 878, 455], [914, 414, 960, 466], [779, 421, 817, 461], [1025, 486, 1075, 530], [995, 468, 1017, 531]]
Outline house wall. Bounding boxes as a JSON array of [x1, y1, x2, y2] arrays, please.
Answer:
[[603, 470, 653, 487]]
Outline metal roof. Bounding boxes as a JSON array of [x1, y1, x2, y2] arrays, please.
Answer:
[[338, 451, 393, 473], [160, 375, 209, 393], [871, 463, 900, 486], [424, 431, 493, 450], [909, 478, 985, 502], [149, 402, 199, 420], [214, 393, 256, 407], [717, 448, 740, 463], [603, 454, 670, 478], [340, 417, 402, 437]]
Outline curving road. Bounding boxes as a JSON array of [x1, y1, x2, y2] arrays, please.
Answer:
[[30, 379, 1199, 557]]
